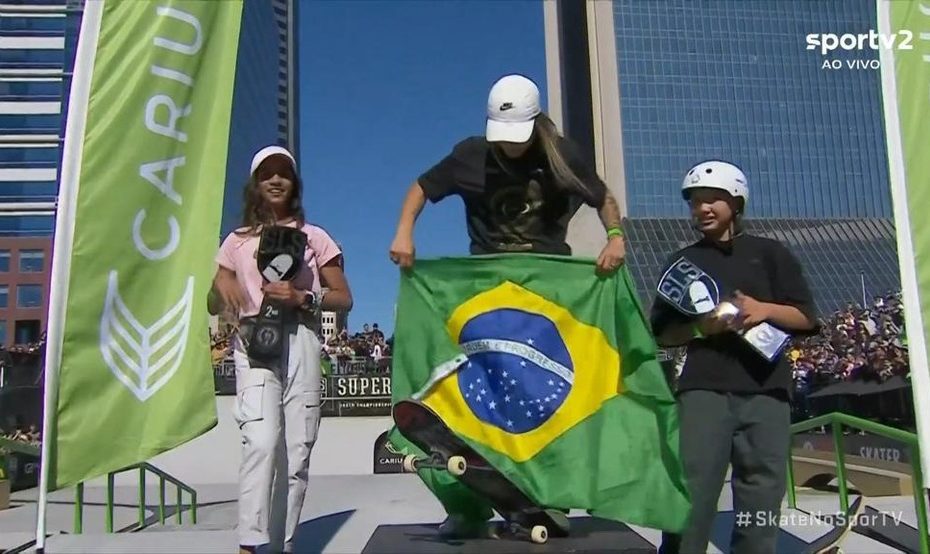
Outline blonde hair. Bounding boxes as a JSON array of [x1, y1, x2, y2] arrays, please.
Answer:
[[491, 112, 599, 201]]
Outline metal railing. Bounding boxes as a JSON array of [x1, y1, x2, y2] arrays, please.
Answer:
[[788, 411, 928, 554], [73, 462, 197, 534]]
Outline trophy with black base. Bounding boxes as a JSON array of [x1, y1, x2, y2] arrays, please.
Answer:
[[656, 256, 790, 361], [246, 225, 308, 370]]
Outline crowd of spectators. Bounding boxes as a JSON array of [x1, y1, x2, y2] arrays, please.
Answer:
[[790, 291, 908, 390], [323, 323, 391, 373], [208, 322, 392, 374], [0, 424, 40, 447]]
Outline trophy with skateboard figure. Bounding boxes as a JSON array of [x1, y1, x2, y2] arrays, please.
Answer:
[[656, 256, 790, 361], [246, 225, 309, 366]]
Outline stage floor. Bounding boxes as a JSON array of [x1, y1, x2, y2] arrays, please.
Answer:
[[0, 474, 918, 553]]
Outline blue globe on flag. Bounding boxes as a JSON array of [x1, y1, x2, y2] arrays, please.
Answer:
[[456, 308, 574, 434]]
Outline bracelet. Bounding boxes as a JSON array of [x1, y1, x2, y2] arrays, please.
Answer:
[[692, 323, 704, 339], [607, 227, 623, 239]]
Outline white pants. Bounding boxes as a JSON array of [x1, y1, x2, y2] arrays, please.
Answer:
[[233, 324, 323, 550]]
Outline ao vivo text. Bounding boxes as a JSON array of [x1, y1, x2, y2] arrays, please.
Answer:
[[822, 59, 881, 70]]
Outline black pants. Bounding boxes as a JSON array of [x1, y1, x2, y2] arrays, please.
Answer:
[[660, 390, 790, 554]]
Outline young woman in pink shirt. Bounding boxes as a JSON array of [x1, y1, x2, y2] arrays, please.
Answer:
[[209, 145, 352, 554]]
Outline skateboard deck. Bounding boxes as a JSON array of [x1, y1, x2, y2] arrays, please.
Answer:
[[803, 495, 865, 554], [392, 399, 569, 544]]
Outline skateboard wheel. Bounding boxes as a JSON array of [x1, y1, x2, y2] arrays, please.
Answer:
[[447, 455, 467, 476], [530, 525, 548, 544], [402, 454, 419, 473]]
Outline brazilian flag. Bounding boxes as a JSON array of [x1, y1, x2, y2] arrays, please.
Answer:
[[388, 254, 691, 532]]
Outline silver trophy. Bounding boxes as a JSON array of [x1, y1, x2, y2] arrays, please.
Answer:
[[656, 257, 790, 361]]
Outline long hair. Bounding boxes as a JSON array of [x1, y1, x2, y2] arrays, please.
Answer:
[[236, 166, 306, 236], [491, 112, 599, 201]]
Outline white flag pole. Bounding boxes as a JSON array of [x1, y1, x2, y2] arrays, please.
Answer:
[[35, 1, 103, 550]]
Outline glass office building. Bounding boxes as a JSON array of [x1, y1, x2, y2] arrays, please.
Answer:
[[221, 0, 300, 237], [546, 0, 899, 316], [0, 0, 298, 346]]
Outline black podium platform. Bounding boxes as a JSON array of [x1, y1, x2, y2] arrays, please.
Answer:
[[362, 516, 657, 553]]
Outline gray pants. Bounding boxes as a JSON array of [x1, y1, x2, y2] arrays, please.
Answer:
[[233, 324, 323, 551], [660, 390, 790, 554]]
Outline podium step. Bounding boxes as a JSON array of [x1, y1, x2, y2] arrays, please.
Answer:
[[362, 517, 656, 553]]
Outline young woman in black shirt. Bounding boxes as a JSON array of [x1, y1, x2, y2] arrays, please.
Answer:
[[652, 160, 818, 554], [389, 74, 625, 273], [388, 74, 627, 538]]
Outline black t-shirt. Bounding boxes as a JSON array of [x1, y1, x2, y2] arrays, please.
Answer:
[[650, 234, 818, 395], [418, 136, 608, 255]]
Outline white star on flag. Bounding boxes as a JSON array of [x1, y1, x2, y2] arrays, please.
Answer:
[[519, 400, 525, 406], [548, 379, 554, 386], [502, 370, 508, 377], [504, 395, 511, 402], [489, 401, 497, 409], [507, 420, 514, 427], [510, 379, 516, 385], [480, 388, 486, 395], [526, 411, 532, 417], [520, 361, 527, 367]]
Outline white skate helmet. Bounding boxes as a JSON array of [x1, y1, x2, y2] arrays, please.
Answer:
[[681, 160, 748, 208]]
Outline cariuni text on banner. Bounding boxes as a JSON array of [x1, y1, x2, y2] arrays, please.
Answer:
[[36, 0, 244, 542]]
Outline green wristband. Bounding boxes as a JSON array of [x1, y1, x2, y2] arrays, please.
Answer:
[[692, 323, 704, 339], [607, 227, 623, 238]]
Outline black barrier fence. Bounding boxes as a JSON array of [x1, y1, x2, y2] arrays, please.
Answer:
[[215, 361, 392, 417], [1, 449, 39, 491]]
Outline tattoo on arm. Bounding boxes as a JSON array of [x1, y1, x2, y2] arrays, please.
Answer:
[[599, 192, 622, 230]]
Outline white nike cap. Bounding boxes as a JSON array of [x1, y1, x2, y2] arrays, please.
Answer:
[[250, 145, 297, 176], [486, 74, 541, 143]]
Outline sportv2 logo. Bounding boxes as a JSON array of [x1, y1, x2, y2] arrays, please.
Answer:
[[806, 30, 915, 55], [805, 29, 923, 70]]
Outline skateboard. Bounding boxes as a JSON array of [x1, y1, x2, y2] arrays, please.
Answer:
[[392, 399, 570, 544], [804, 495, 865, 554]]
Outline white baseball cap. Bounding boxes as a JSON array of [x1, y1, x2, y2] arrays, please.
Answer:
[[250, 145, 297, 176], [485, 74, 541, 143]]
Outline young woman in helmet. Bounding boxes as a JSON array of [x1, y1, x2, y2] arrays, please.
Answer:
[[650, 160, 818, 554], [389, 73, 626, 273]]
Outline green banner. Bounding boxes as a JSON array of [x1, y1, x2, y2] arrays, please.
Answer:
[[880, 0, 930, 480], [48, 0, 243, 490]]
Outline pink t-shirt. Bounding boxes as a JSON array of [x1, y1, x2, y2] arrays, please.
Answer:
[[215, 222, 341, 319]]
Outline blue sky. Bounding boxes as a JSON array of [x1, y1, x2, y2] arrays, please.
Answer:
[[299, 1, 547, 336]]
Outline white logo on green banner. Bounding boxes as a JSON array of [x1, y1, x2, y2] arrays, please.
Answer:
[[100, 272, 194, 402]]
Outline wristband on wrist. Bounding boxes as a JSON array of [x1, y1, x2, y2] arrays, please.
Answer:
[[692, 323, 704, 339], [607, 227, 623, 239]]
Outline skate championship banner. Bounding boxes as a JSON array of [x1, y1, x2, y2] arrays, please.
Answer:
[[213, 362, 392, 416], [43, 0, 243, 491], [321, 374, 392, 417], [387, 255, 691, 533], [878, 0, 930, 479]]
